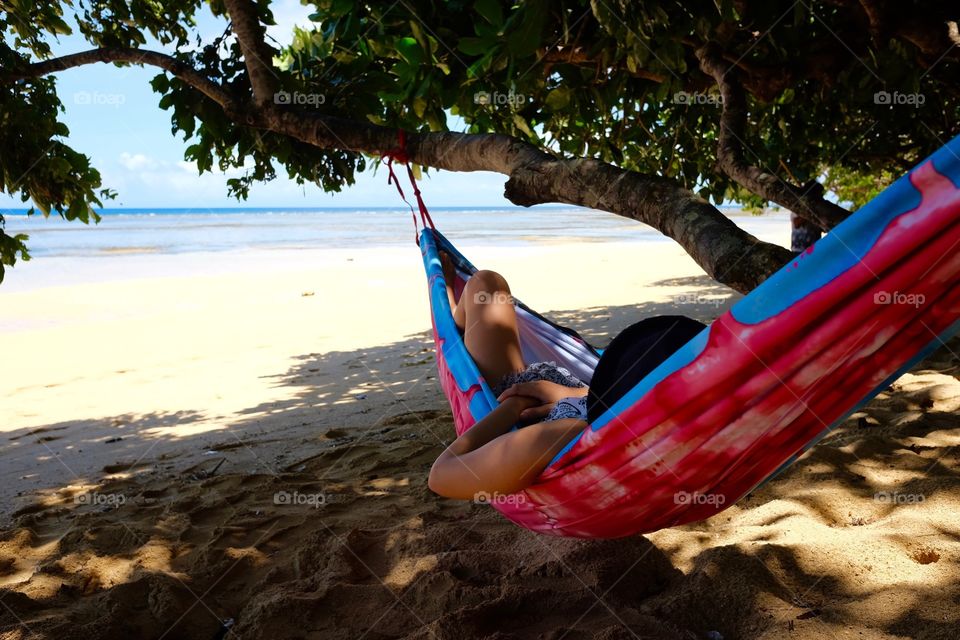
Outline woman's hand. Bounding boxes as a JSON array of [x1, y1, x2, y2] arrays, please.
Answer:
[[498, 380, 588, 423], [498, 394, 542, 420]]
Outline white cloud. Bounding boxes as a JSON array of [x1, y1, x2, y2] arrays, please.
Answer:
[[118, 152, 158, 171], [113, 152, 225, 203], [111, 150, 325, 206]]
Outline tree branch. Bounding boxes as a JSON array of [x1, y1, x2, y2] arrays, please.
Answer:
[[696, 44, 851, 231], [221, 0, 279, 107], [825, 0, 960, 62], [4, 47, 238, 110]]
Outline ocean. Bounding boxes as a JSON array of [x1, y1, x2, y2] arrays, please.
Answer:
[[1, 206, 789, 258], [0, 206, 791, 293]]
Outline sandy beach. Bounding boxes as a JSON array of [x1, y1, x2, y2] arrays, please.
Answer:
[[2, 227, 960, 639], [4, 0, 960, 633]]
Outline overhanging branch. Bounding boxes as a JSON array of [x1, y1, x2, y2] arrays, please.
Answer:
[[696, 44, 851, 231], [5, 47, 237, 110]]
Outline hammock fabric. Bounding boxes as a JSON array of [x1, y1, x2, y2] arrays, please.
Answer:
[[390, 134, 960, 539]]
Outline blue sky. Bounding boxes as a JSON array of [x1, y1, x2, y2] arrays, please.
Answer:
[[0, 1, 518, 210]]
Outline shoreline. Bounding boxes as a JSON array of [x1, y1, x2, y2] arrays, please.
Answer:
[[1, 208, 792, 293]]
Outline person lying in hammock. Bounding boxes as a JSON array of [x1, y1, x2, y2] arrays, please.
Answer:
[[428, 251, 706, 501]]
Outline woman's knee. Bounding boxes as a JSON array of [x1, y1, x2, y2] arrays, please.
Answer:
[[465, 270, 512, 304], [469, 269, 510, 291]]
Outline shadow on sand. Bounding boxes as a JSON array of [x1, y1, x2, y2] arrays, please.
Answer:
[[2, 294, 959, 639]]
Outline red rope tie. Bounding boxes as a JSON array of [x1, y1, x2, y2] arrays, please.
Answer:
[[380, 129, 435, 244], [381, 131, 418, 244], [405, 163, 436, 230]]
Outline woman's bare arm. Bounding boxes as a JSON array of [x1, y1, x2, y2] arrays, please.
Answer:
[[428, 397, 587, 500], [440, 396, 533, 457]]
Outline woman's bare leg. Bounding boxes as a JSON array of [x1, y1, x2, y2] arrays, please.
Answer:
[[440, 252, 467, 330], [456, 269, 525, 385]]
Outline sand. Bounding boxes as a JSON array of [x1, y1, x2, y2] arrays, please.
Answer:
[[1, 234, 959, 639]]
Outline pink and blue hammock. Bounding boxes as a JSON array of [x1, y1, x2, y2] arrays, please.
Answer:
[[386, 134, 960, 538]]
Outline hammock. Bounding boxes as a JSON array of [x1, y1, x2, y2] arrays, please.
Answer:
[[387, 134, 960, 538]]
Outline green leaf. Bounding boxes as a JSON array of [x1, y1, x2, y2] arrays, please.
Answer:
[[545, 87, 572, 111], [507, 0, 547, 58], [409, 20, 428, 52], [412, 96, 427, 118], [397, 36, 423, 65], [150, 73, 170, 93], [331, 0, 354, 16], [466, 49, 496, 77], [512, 113, 535, 138], [46, 14, 72, 35], [390, 60, 416, 84], [474, 0, 503, 26], [457, 37, 491, 56]]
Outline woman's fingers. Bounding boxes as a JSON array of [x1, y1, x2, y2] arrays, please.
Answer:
[[502, 380, 570, 403], [499, 381, 586, 405], [498, 382, 538, 402], [519, 404, 554, 422], [497, 385, 520, 401]]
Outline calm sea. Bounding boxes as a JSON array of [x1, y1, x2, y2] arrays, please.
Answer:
[[2, 206, 789, 258]]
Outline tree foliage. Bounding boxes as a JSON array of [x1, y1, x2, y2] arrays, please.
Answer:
[[278, 0, 955, 204], [1, 0, 958, 283]]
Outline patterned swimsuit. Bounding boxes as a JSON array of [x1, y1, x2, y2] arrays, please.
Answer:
[[492, 361, 589, 422]]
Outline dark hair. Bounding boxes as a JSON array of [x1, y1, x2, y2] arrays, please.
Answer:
[[586, 315, 707, 424]]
